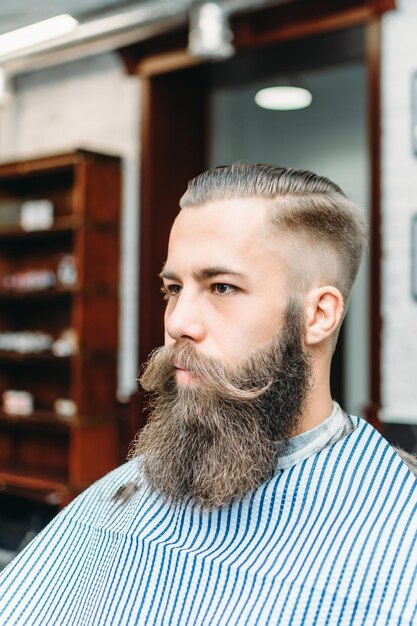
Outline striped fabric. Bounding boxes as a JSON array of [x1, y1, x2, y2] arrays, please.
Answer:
[[0, 416, 416, 625]]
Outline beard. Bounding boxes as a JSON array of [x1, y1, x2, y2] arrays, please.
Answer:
[[130, 300, 312, 510]]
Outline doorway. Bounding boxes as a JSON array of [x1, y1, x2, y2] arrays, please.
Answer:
[[208, 27, 370, 415], [135, 14, 384, 438]]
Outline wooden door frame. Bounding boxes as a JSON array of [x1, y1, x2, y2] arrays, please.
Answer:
[[365, 18, 383, 429], [122, 0, 395, 436]]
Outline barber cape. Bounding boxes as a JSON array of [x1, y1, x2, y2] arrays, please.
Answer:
[[0, 407, 416, 626]]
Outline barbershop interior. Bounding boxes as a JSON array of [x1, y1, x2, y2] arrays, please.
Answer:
[[0, 0, 415, 568]]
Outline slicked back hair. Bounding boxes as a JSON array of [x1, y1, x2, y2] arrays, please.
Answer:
[[180, 163, 367, 305]]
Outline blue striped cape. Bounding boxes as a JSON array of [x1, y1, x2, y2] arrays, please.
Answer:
[[0, 416, 416, 625]]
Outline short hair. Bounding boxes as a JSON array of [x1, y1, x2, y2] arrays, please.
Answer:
[[180, 163, 367, 305]]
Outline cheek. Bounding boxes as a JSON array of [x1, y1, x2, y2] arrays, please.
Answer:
[[238, 302, 283, 339], [215, 317, 276, 363], [164, 328, 174, 346], [164, 309, 173, 345], [225, 305, 285, 360]]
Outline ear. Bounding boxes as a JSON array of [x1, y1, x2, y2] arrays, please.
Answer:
[[304, 286, 344, 346]]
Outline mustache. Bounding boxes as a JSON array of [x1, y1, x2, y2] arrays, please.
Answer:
[[131, 302, 311, 508], [139, 342, 273, 401]]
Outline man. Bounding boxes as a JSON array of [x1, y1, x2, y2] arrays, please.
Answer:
[[0, 163, 416, 625]]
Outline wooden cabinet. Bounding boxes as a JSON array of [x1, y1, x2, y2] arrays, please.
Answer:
[[0, 150, 121, 507]]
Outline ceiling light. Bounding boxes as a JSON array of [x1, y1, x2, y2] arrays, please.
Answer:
[[255, 86, 312, 111], [0, 15, 78, 57], [188, 2, 234, 60]]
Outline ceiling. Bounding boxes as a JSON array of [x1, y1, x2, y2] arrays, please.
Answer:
[[0, 0, 291, 76], [0, 0, 191, 73], [0, 0, 286, 37], [0, 0, 155, 36]]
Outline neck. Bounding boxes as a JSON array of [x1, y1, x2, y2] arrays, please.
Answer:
[[293, 357, 334, 435]]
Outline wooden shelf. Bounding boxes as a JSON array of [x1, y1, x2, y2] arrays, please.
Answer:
[[0, 352, 71, 365], [0, 349, 117, 365], [0, 410, 72, 430], [0, 148, 120, 179], [0, 149, 121, 511], [0, 215, 81, 240], [0, 286, 117, 302], [0, 287, 76, 302], [0, 468, 69, 505]]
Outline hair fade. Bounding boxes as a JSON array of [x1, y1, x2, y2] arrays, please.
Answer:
[[180, 163, 367, 304]]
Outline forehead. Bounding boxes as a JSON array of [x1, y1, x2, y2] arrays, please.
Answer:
[[165, 197, 289, 280], [168, 197, 270, 254]]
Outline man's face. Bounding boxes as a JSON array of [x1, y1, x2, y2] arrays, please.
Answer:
[[161, 198, 292, 380], [133, 199, 312, 508]]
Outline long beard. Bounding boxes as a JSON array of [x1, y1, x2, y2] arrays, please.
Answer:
[[130, 302, 311, 509]]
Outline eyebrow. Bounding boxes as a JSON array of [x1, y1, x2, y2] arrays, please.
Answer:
[[159, 266, 247, 282]]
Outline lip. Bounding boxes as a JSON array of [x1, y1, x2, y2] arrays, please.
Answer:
[[173, 361, 198, 384]]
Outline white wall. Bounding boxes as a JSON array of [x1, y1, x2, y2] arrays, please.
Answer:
[[0, 52, 140, 400], [210, 63, 370, 417], [381, 0, 417, 424]]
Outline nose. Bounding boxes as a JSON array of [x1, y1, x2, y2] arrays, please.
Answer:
[[164, 289, 205, 344]]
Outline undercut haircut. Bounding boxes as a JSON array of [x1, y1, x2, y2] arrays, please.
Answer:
[[180, 163, 367, 305]]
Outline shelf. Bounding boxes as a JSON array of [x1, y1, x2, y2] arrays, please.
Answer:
[[0, 285, 116, 302], [0, 410, 73, 430], [0, 215, 81, 240], [0, 468, 69, 505], [0, 149, 120, 179], [0, 287, 76, 302], [0, 149, 121, 508], [0, 352, 70, 365]]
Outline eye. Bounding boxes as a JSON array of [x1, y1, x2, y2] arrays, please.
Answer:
[[211, 283, 238, 295], [161, 284, 181, 301]]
